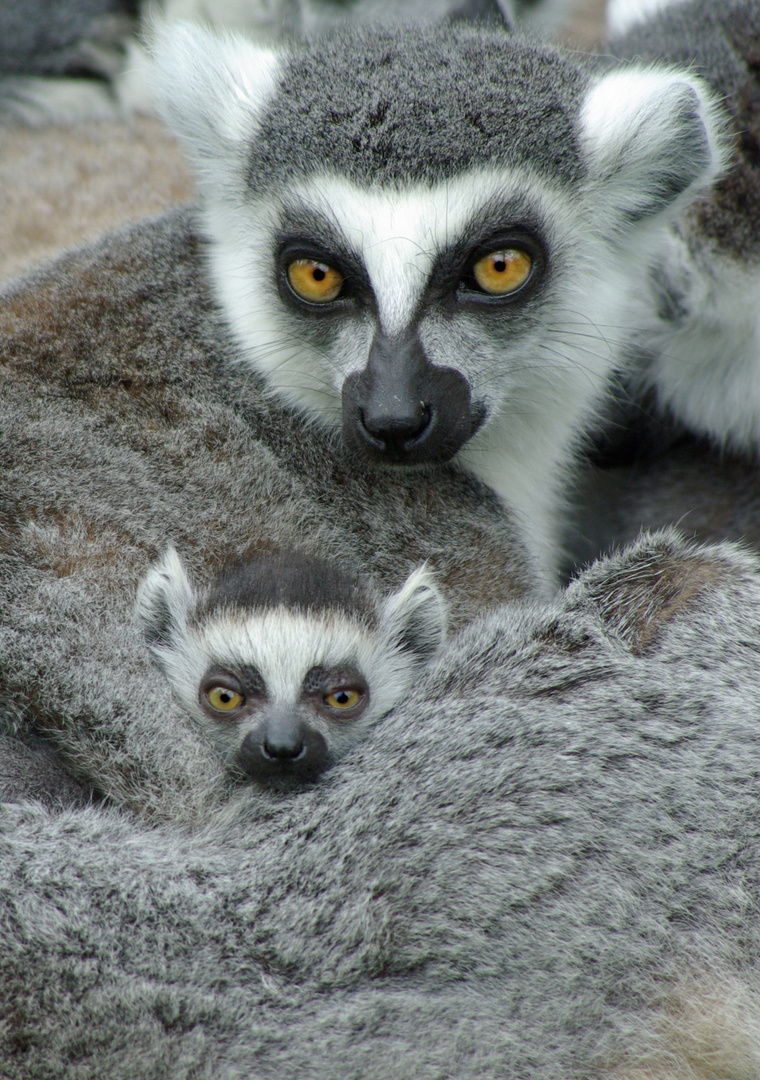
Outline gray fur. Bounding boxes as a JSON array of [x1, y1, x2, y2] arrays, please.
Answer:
[[2, 531, 760, 1078], [0, 206, 533, 818], [566, 429, 760, 574], [246, 27, 587, 189]]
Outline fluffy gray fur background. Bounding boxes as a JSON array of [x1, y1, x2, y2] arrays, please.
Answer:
[[2, 531, 760, 1078], [2, 4, 759, 1076]]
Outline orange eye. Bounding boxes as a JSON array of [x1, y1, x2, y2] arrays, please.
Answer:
[[472, 248, 532, 296], [205, 686, 245, 712], [287, 259, 343, 303], [324, 688, 363, 710]]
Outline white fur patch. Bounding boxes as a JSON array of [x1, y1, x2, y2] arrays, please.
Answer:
[[151, 22, 281, 159], [580, 67, 728, 227]]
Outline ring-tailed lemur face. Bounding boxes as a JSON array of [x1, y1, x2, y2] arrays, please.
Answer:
[[153, 23, 726, 576], [136, 549, 446, 785]]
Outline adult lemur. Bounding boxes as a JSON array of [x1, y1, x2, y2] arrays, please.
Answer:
[[151, 16, 726, 581], [0, 15, 728, 811]]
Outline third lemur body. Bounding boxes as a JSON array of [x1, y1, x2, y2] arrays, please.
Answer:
[[152, 17, 726, 582], [137, 549, 445, 785], [566, 0, 760, 571]]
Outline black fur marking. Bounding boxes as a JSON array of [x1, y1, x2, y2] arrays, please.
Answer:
[[142, 585, 179, 649]]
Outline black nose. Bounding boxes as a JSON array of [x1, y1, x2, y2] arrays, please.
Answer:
[[342, 331, 484, 465], [235, 724, 330, 786], [361, 401, 431, 456], [263, 732, 304, 760], [261, 721, 306, 764]]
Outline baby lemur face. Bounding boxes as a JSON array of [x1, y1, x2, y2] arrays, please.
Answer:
[[136, 549, 446, 786]]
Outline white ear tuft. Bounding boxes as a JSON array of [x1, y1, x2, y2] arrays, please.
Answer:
[[150, 21, 281, 168], [581, 67, 729, 227], [135, 546, 196, 658], [381, 565, 447, 664]]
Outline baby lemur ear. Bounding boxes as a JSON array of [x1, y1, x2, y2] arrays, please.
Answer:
[[135, 547, 196, 655], [381, 565, 448, 664], [580, 67, 729, 228], [150, 22, 281, 173]]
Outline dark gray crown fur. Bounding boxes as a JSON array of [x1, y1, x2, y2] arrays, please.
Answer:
[[198, 551, 376, 622], [247, 26, 588, 191]]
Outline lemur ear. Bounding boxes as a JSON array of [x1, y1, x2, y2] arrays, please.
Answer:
[[135, 547, 196, 657], [563, 528, 737, 656], [382, 565, 448, 664], [150, 22, 280, 172], [580, 68, 728, 227]]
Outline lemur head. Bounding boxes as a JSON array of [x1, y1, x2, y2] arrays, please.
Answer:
[[136, 549, 446, 786], [152, 22, 727, 485]]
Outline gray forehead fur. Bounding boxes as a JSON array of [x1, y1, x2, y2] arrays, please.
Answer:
[[198, 550, 376, 623], [611, 0, 760, 260], [248, 25, 590, 191]]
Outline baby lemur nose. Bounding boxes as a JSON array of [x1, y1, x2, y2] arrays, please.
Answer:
[[263, 733, 304, 760], [261, 714, 305, 760], [236, 721, 330, 785]]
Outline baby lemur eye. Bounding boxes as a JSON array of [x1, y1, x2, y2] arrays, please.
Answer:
[[287, 258, 344, 304], [471, 248, 533, 296], [324, 687, 363, 710], [205, 685, 245, 712]]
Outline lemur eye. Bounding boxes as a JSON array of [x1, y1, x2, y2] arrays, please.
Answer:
[[324, 687, 363, 710], [287, 259, 344, 304], [205, 686, 245, 712], [471, 248, 532, 296]]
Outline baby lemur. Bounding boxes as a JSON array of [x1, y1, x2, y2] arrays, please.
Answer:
[[136, 548, 446, 785]]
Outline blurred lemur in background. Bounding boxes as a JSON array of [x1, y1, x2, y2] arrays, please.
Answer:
[[0, 0, 584, 122], [566, 0, 760, 572]]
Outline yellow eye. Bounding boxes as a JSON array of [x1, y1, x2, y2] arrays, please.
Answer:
[[472, 248, 532, 296], [205, 686, 244, 712], [324, 688, 363, 710], [287, 259, 344, 303]]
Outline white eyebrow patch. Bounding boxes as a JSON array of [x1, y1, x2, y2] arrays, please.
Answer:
[[288, 169, 544, 335]]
